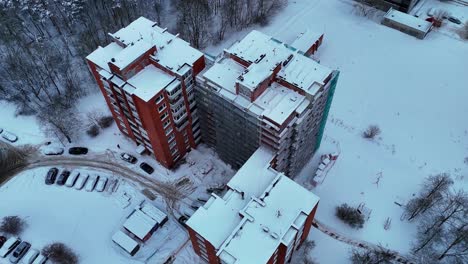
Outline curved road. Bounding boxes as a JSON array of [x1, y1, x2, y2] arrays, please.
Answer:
[[3, 149, 414, 263]]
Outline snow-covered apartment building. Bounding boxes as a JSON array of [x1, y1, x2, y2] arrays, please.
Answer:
[[196, 30, 339, 176], [86, 17, 205, 168], [187, 147, 319, 264]]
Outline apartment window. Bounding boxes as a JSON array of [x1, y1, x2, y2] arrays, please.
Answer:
[[155, 94, 164, 104], [169, 140, 177, 149], [168, 133, 175, 142], [160, 111, 168, 120], [158, 103, 167, 113], [163, 119, 171, 129], [171, 147, 178, 155], [165, 126, 173, 136]]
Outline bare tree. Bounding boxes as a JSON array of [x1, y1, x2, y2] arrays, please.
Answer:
[[404, 174, 453, 221], [362, 125, 381, 139], [0, 216, 26, 236], [0, 142, 35, 176], [292, 240, 317, 264], [38, 105, 82, 143], [42, 242, 78, 264], [350, 246, 395, 264], [336, 203, 365, 229], [176, 0, 212, 49]]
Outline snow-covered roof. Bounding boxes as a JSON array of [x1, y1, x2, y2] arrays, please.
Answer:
[[384, 8, 432, 33], [139, 202, 167, 225], [291, 29, 323, 53], [254, 83, 307, 125], [86, 42, 123, 71], [123, 209, 158, 240], [127, 64, 177, 102], [187, 146, 320, 263], [109, 17, 203, 74], [112, 231, 139, 253], [200, 30, 332, 125], [111, 41, 153, 70]]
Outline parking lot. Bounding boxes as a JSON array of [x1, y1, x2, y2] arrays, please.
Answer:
[[0, 167, 187, 263]]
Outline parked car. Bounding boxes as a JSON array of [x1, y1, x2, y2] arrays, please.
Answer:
[[9, 241, 31, 263], [120, 153, 137, 164], [20, 248, 39, 264], [95, 176, 108, 192], [1, 131, 18, 143], [41, 146, 64, 156], [0, 237, 20, 258], [178, 215, 188, 227], [85, 175, 99, 192], [139, 162, 154, 174], [448, 16, 461, 24], [74, 173, 89, 190], [0, 128, 3, 134], [45, 168, 59, 185], [0, 236, 6, 248], [31, 254, 47, 264], [65, 171, 80, 187], [427, 8, 435, 17], [68, 147, 88, 155], [56, 170, 71, 185]]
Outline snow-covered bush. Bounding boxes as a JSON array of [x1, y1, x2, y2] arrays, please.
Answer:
[[42, 243, 78, 264], [362, 125, 381, 139], [336, 203, 365, 229], [0, 216, 26, 236], [98, 116, 114, 129], [86, 124, 100, 138]]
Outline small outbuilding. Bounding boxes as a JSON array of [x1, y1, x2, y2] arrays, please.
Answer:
[[382, 8, 432, 39], [112, 230, 140, 256], [123, 202, 168, 242], [291, 29, 324, 56]]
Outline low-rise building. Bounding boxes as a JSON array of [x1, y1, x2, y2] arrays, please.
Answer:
[[382, 8, 432, 39], [358, 0, 420, 13], [187, 147, 320, 264]]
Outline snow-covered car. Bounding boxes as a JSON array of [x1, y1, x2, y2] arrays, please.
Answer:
[[0, 236, 20, 257], [120, 153, 137, 164], [74, 174, 89, 190], [1, 131, 18, 143], [56, 170, 71, 186], [32, 254, 47, 264], [9, 241, 30, 263], [85, 175, 99, 192], [41, 146, 64, 156], [20, 248, 39, 264], [139, 162, 154, 174], [0, 128, 3, 134], [95, 176, 108, 192], [427, 8, 435, 17], [31, 255, 47, 264], [45, 168, 59, 185], [448, 16, 461, 24], [65, 171, 80, 187]]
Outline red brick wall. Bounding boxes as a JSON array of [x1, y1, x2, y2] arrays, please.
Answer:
[[192, 55, 206, 75], [187, 227, 219, 264], [301, 202, 319, 243], [229, 53, 251, 67]]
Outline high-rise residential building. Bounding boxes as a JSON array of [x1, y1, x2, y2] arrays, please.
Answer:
[[86, 17, 205, 168], [196, 30, 339, 177], [187, 147, 320, 264]]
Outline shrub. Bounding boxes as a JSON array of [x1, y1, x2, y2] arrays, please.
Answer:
[[362, 125, 381, 139], [97, 116, 114, 129], [336, 203, 365, 229], [42, 243, 78, 264], [86, 124, 100, 137], [0, 216, 26, 235]]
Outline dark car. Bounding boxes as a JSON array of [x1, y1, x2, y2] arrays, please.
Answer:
[[45, 168, 59, 185], [448, 17, 461, 24], [178, 215, 188, 227], [9, 241, 30, 263], [56, 170, 71, 185], [68, 147, 88, 155], [0, 236, 6, 248], [139, 162, 154, 174], [120, 153, 137, 164]]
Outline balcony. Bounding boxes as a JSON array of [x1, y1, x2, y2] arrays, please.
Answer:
[[167, 86, 182, 100]]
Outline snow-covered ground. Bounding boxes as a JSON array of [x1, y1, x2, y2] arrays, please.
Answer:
[[0, 167, 187, 264]]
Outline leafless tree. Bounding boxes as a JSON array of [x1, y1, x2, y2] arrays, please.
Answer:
[[353, 2, 377, 18], [350, 246, 395, 264], [37, 105, 82, 143], [0, 216, 26, 236], [336, 203, 365, 229], [42, 242, 78, 264], [362, 125, 381, 139], [0, 142, 35, 176], [176, 0, 212, 49], [98, 116, 114, 129]]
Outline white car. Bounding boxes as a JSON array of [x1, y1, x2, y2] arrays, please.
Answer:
[[95, 176, 108, 192], [85, 175, 99, 192], [74, 174, 89, 190], [20, 248, 39, 264], [427, 7, 435, 17], [41, 146, 64, 155], [65, 171, 80, 187], [1, 131, 18, 143], [0, 236, 20, 257], [31, 254, 47, 264]]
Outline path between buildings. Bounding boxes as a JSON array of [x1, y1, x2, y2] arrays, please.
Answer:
[[313, 219, 415, 264]]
